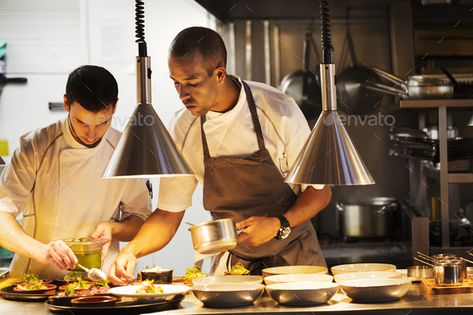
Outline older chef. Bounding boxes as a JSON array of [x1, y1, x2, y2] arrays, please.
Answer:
[[0, 65, 151, 279], [110, 27, 332, 284]]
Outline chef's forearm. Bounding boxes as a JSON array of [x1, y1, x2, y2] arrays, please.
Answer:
[[284, 185, 332, 228], [110, 215, 144, 242], [0, 212, 45, 260], [120, 209, 185, 258]]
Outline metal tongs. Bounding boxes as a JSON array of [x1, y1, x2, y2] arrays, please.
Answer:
[[77, 263, 107, 281]]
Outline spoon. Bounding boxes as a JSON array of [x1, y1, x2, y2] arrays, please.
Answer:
[[77, 264, 107, 281]]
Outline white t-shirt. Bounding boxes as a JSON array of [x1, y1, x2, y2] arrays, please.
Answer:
[[158, 77, 323, 212], [0, 119, 151, 278]]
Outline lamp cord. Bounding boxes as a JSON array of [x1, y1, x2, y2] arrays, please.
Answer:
[[135, 0, 147, 56], [320, 0, 333, 64]]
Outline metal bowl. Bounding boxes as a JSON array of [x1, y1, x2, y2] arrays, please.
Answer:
[[188, 219, 237, 255], [262, 265, 328, 277], [266, 282, 339, 306], [406, 266, 434, 281], [340, 278, 411, 302], [192, 283, 264, 308]]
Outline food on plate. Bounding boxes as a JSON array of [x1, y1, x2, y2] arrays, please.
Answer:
[[57, 281, 110, 297], [182, 266, 208, 285], [63, 271, 84, 282], [137, 265, 173, 283], [60, 279, 92, 294], [225, 263, 250, 275], [13, 273, 56, 292], [135, 280, 164, 294]]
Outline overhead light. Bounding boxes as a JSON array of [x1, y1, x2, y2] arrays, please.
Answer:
[[285, 0, 374, 186], [103, 0, 193, 178]]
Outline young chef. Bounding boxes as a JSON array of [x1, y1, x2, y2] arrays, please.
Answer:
[[109, 27, 332, 284], [0, 65, 151, 279]]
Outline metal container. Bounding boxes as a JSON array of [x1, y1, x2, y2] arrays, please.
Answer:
[[336, 198, 398, 238], [407, 265, 434, 279], [188, 218, 237, 255], [434, 260, 465, 286]]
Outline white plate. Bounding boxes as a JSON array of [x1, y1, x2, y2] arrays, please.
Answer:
[[334, 271, 401, 284], [192, 275, 263, 286], [264, 274, 333, 285], [109, 284, 190, 301], [262, 265, 328, 276], [331, 263, 397, 275]]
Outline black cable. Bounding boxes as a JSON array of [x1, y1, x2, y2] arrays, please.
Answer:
[[320, 0, 333, 64], [135, 0, 147, 56]]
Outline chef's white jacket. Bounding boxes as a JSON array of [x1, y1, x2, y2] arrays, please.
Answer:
[[158, 76, 323, 212], [0, 119, 151, 279]]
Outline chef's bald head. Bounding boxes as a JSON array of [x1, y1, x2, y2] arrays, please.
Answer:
[[169, 27, 227, 75], [65, 65, 118, 112]]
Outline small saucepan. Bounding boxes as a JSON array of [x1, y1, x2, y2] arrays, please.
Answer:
[[188, 218, 238, 255], [363, 66, 454, 100]]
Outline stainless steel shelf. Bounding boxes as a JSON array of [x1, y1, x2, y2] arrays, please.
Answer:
[[400, 99, 473, 109], [402, 99, 473, 248]]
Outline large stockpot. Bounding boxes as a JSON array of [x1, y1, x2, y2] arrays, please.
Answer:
[[434, 259, 466, 286], [336, 198, 398, 238], [188, 218, 238, 255]]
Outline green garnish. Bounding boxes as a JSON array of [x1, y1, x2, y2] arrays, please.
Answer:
[[183, 266, 208, 280], [225, 263, 250, 275]]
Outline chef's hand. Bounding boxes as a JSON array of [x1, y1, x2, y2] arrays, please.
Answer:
[[236, 216, 280, 247], [38, 240, 78, 270], [91, 222, 113, 260], [108, 252, 137, 285]]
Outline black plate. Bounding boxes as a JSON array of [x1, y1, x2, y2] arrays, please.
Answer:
[[1, 285, 56, 301], [45, 294, 184, 314]]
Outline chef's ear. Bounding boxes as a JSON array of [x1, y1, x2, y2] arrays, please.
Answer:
[[111, 100, 118, 114], [63, 94, 71, 112], [215, 67, 226, 83]]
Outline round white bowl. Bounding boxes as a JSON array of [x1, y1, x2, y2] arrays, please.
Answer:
[[334, 271, 402, 285], [340, 278, 411, 302], [266, 282, 339, 306], [331, 263, 397, 275], [262, 265, 328, 277], [192, 275, 263, 286], [264, 273, 333, 285]]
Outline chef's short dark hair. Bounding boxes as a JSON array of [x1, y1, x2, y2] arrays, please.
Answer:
[[65, 65, 118, 112], [169, 27, 227, 75]]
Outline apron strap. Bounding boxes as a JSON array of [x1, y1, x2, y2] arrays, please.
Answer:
[[241, 81, 265, 151], [200, 115, 211, 159]]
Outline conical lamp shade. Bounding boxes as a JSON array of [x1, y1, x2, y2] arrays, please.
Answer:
[[103, 104, 193, 178], [286, 111, 374, 185]]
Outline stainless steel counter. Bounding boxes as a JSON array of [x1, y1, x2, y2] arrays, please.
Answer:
[[2, 284, 473, 315]]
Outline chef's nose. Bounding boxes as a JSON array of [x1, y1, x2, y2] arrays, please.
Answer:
[[86, 127, 97, 141], [177, 85, 190, 100]]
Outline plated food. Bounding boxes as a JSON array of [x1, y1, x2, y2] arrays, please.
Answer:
[[13, 273, 56, 293], [225, 263, 250, 275], [182, 266, 208, 286], [138, 265, 173, 283], [108, 283, 190, 302]]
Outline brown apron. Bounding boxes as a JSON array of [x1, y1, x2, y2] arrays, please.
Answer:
[[201, 80, 326, 275]]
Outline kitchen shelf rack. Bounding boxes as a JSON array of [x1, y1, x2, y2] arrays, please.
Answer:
[[400, 99, 473, 248]]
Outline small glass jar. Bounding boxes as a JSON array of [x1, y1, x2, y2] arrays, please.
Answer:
[[63, 237, 102, 271]]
